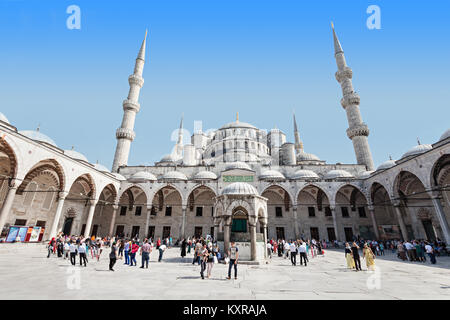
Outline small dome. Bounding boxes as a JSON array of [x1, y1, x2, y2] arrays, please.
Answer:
[[377, 160, 396, 171], [64, 149, 88, 162], [161, 171, 187, 181], [19, 130, 57, 147], [194, 171, 218, 180], [94, 163, 110, 172], [0, 113, 9, 124], [401, 144, 433, 159], [130, 171, 157, 181], [296, 150, 320, 162], [324, 169, 354, 180], [439, 129, 450, 141], [259, 170, 285, 181], [222, 182, 258, 195], [160, 154, 178, 162], [224, 161, 253, 171], [291, 170, 319, 180], [357, 170, 374, 178], [112, 173, 126, 181]]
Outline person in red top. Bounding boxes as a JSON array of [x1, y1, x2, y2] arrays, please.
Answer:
[[47, 238, 55, 258], [156, 237, 161, 249], [129, 240, 139, 266]]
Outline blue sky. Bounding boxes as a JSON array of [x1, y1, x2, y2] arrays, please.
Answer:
[[0, 0, 449, 169]]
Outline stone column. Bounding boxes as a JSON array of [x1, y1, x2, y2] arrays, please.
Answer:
[[108, 204, 119, 237], [249, 217, 257, 261], [261, 218, 268, 259], [83, 199, 98, 238], [144, 205, 152, 239], [330, 206, 339, 241], [368, 205, 380, 240], [431, 195, 450, 245], [393, 202, 408, 241], [0, 179, 18, 234], [48, 191, 68, 239], [292, 204, 299, 239], [213, 217, 220, 241], [180, 205, 187, 239], [223, 216, 232, 255]]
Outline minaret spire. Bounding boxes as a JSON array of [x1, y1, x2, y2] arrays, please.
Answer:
[[332, 23, 374, 171], [112, 30, 148, 172], [293, 111, 303, 153], [177, 113, 184, 146]]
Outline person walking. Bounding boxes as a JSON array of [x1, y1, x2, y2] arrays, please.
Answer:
[[345, 242, 355, 269], [425, 242, 436, 264], [47, 238, 56, 258], [69, 241, 77, 266], [200, 244, 208, 279], [416, 241, 426, 262], [129, 240, 139, 266], [118, 239, 124, 260], [140, 239, 151, 268], [289, 241, 297, 266], [397, 242, 407, 261], [363, 243, 376, 271], [207, 244, 217, 278], [78, 242, 88, 267], [124, 239, 130, 265], [180, 238, 187, 259], [109, 241, 117, 271], [227, 241, 239, 280], [63, 241, 70, 260], [298, 241, 307, 266], [351, 242, 362, 271]]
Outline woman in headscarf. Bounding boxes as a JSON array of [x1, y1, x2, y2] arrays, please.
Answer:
[[180, 238, 187, 259], [345, 242, 355, 269], [363, 243, 376, 271]]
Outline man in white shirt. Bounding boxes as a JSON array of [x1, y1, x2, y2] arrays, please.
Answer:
[[266, 242, 272, 258], [289, 242, 297, 266], [284, 241, 290, 259], [297, 241, 307, 266], [69, 241, 77, 265], [404, 241, 416, 261], [158, 243, 167, 262], [425, 242, 436, 264], [78, 242, 87, 267]]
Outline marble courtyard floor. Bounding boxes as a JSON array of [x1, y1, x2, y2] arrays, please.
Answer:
[[0, 243, 449, 300]]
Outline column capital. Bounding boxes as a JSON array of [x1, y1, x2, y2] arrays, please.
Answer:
[[112, 204, 119, 210], [392, 200, 401, 207], [146, 204, 153, 210], [89, 199, 98, 206], [58, 191, 69, 200], [428, 190, 442, 200], [368, 205, 374, 211], [8, 178, 20, 189]]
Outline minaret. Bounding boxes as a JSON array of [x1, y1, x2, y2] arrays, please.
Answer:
[[293, 111, 303, 154], [332, 23, 374, 170], [174, 114, 184, 158], [112, 30, 148, 172]]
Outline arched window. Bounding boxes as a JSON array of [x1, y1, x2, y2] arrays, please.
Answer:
[[23, 182, 37, 207], [42, 187, 55, 210]]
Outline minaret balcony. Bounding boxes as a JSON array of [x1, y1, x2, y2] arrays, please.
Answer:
[[340, 92, 360, 108], [116, 128, 136, 141], [128, 74, 144, 87], [346, 124, 369, 139], [335, 67, 353, 83], [122, 99, 140, 112]]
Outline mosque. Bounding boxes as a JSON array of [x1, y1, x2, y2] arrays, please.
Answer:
[[0, 26, 449, 260]]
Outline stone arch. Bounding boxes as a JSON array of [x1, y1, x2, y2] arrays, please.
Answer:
[[119, 185, 147, 208], [225, 199, 253, 216], [335, 184, 369, 211], [149, 183, 185, 206], [431, 154, 450, 188], [0, 137, 19, 179], [261, 184, 293, 211], [16, 159, 66, 195], [98, 184, 118, 205], [186, 184, 217, 212], [297, 184, 331, 210], [295, 183, 333, 206], [68, 173, 96, 200]]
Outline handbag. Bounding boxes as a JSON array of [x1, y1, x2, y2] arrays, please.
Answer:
[[213, 256, 218, 264], [224, 257, 230, 264]]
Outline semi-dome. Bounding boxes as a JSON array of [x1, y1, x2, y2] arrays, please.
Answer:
[[130, 171, 157, 181], [401, 144, 433, 159], [0, 112, 9, 124], [64, 149, 88, 162], [259, 170, 285, 181], [357, 170, 374, 179], [439, 129, 450, 141], [112, 173, 126, 181], [94, 163, 110, 172], [194, 171, 218, 180], [19, 130, 57, 147], [222, 182, 258, 195], [377, 160, 396, 171], [161, 171, 187, 181], [324, 169, 354, 180], [291, 170, 319, 180], [224, 161, 253, 171], [296, 150, 320, 162]]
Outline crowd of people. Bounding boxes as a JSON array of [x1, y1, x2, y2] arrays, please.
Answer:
[[46, 232, 448, 278]]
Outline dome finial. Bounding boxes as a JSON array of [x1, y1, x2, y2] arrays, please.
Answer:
[[36, 123, 40, 132], [71, 145, 75, 150], [389, 155, 392, 161], [417, 137, 421, 145], [236, 112, 239, 122]]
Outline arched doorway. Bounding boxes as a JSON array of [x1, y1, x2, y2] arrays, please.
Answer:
[[261, 185, 292, 241]]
